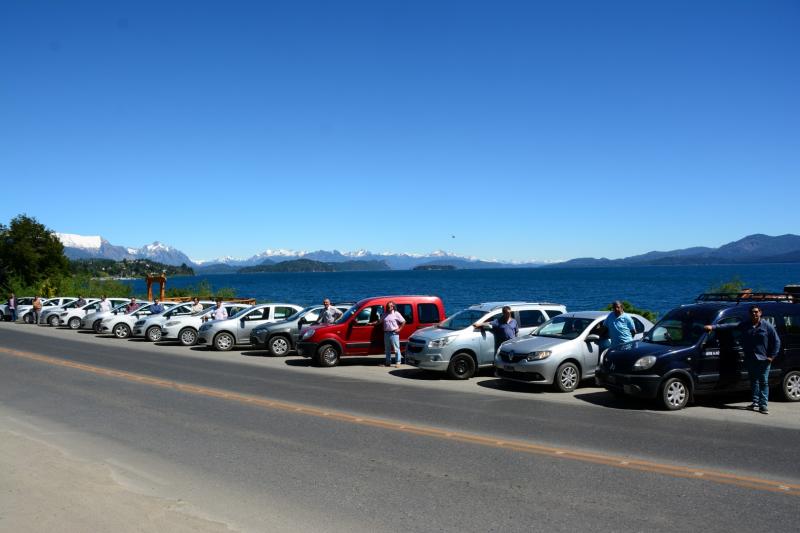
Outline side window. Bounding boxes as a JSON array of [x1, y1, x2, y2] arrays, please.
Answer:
[[545, 309, 564, 318], [784, 315, 800, 334], [711, 317, 742, 347], [417, 303, 441, 324], [245, 308, 268, 321], [518, 310, 545, 328], [354, 306, 378, 325], [632, 317, 645, 334], [305, 310, 320, 323], [486, 312, 502, 324], [395, 303, 413, 324], [274, 306, 295, 320], [175, 305, 192, 316]]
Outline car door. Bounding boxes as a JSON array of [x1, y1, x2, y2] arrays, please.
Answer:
[[477, 312, 502, 363], [237, 306, 271, 342], [346, 305, 383, 355], [581, 318, 606, 372], [779, 311, 800, 378], [699, 316, 745, 391]]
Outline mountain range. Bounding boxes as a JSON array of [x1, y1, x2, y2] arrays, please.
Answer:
[[55, 232, 800, 271]]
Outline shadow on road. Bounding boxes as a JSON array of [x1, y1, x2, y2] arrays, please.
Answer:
[[476, 378, 550, 394], [573, 391, 654, 410], [284, 357, 383, 368]]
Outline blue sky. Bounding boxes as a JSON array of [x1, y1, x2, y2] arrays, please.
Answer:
[[1, 0, 798, 262]]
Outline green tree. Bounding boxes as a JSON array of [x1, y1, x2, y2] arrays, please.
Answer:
[[603, 301, 658, 322], [708, 277, 747, 294], [0, 214, 70, 290]]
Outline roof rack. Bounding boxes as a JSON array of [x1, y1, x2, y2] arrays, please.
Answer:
[[695, 292, 796, 304]]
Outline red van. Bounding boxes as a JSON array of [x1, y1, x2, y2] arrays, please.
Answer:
[[296, 295, 446, 367]]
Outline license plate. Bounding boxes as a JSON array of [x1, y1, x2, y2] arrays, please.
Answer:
[[504, 365, 514, 371]]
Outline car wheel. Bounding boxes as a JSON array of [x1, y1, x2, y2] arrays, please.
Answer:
[[48, 315, 60, 326], [659, 377, 689, 410], [146, 326, 162, 342], [316, 343, 340, 367], [113, 323, 131, 339], [179, 328, 198, 346], [268, 335, 291, 356], [93, 319, 102, 333], [782, 370, 800, 402], [446, 353, 476, 380], [214, 332, 235, 351], [68, 317, 81, 329], [554, 362, 580, 392], [23, 313, 33, 324]]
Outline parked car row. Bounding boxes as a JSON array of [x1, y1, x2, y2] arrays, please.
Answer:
[[6, 291, 800, 411]]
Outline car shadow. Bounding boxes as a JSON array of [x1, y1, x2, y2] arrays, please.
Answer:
[[573, 391, 655, 410], [283, 357, 383, 368], [389, 366, 495, 381], [77, 330, 96, 334], [240, 350, 272, 358], [476, 378, 551, 395]]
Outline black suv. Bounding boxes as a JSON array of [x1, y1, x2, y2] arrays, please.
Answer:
[[596, 293, 800, 410]]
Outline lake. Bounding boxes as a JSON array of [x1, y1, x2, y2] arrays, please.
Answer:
[[121, 263, 800, 317]]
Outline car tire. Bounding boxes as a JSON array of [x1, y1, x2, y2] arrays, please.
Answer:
[[781, 370, 800, 402], [316, 343, 340, 367], [146, 326, 162, 342], [92, 319, 102, 333], [113, 323, 131, 339], [446, 353, 476, 380], [659, 376, 689, 410], [554, 362, 580, 392], [179, 328, 198, 346], [23, 313, 33, 324], [213, 332, 235, 351], [68, 317, 81, 330], [268, 335, 291, 356], [48, 314, 60, 327]]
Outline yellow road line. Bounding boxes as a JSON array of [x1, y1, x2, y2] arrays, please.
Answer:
[[2, 345, 798, 496]]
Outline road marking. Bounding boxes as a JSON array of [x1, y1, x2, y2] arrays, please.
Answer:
[[3, 345, 799, 497]]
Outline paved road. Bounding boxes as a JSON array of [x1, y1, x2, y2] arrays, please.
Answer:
[[1, 322, 798, 532]]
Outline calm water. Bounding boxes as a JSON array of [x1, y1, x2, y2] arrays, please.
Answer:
[[122, 264, 800, 317]]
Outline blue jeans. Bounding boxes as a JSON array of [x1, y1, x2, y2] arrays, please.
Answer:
[[384, 331, 400, 365], [747, 357, 771, 408], [9, 309, 16, 322]]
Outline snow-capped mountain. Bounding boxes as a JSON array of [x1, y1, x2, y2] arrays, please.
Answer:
[[57, 233, 194, 266]]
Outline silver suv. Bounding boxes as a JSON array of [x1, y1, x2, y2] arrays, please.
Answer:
[[405, 302, 567, 379], [197, 303, 303, 351]]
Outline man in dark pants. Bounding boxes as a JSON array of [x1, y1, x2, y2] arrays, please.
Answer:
[[704, 305, 781, 414]]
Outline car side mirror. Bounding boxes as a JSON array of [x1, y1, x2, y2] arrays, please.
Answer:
[[585, 334, 600, 343]]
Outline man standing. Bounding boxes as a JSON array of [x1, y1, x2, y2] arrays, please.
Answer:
[[704, 305, 781, 414], [75, 295, 87, 307], [150, 298, 165, 314], [32, 295, 43, 324], [7, 293, 16, 322], [190, 297, 204, 313], [317, 298, 343, 324], [473, 306, 519, 350], [212, 299, 228, 321], [604, 301, 636, 350], [98, 295, 112, 313], [381, 301, 406, 368], [126, 297, 140, 313]]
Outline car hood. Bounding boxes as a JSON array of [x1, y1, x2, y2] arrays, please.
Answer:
[[498, 335, 570, 353], [603, 340, 693, 371], [409, 326, 464, 341]]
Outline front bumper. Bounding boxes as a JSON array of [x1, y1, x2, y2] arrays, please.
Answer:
[[296, 341, 318, 357], [404, 347, 450, 371], [595, 367, 661, 398], [493, 359, 558, 384]]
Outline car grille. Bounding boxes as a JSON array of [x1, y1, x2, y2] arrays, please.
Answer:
[[497, 350, 527, 363], [496, 369, 544, 382]]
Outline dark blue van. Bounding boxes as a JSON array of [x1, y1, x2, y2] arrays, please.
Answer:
[[596, 294, 800, 410]]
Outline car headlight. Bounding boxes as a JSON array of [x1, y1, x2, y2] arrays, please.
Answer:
[[526, 351, 552, 361], [428, 335, 456, 348], [301, 329, 315, 340], [632, 355, 657, 371], [164, 321, 179, 327]]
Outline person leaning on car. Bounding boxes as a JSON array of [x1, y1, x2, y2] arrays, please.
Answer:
[[704, 304, 781, 414], [126, 297, 140, 313], [7, 293, 16, 322], [473, 306, 519, 345], [150, 298, 165, 314], [190, 297, 204, 313], [316, 298, 343, 324], [98, 295, 112, 313], [212, 298, 228, 321], [75, 295, 86, 307], [32, 295, 43, 324], [380, 301, 406, 368]]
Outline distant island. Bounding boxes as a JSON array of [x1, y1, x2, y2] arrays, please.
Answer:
[[413, 264, 456, 271], [69, 258, 194, 278], [238, 258, 392, 273]]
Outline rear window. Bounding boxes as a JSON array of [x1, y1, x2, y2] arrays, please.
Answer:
[[417, 303, 441, 324], [518, 310, 546, 328], [274, 306, 296, 320]]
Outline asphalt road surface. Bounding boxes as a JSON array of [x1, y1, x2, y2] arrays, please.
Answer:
[[1, 322, 798, 532]]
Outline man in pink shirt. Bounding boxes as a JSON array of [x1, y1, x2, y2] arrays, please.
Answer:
[[381, 301, 406, 368]]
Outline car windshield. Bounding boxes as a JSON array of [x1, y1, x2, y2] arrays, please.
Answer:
[[644, 307, 719, 347], [335, 304, 362, 324], [533, 316, 595, 340], [62, 300, 83, 309], [230, 306, 259, 319], [439, 309, 487, 330], [192, 306, 212, 316]]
